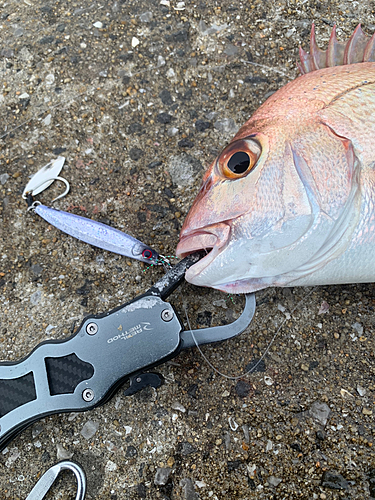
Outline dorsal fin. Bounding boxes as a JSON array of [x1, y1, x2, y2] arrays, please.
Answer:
[[298, 23, 375, 74]]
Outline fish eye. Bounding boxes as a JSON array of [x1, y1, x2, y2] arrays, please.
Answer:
[[227, 151, 250, 174], [217, 138, 261, 179]]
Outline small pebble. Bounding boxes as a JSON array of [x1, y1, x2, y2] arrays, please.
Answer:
[[105, 460, 117, 472], [157, 112, 172, 124], [30, 290, 42, 305], [139, 11, 153, 22], [157, 55, 166, 66], [195, 119, 211, 132], [228, 416, 238, 431], [0, 173, 10, 185], [213, 117, 238, 135], [5, 448, 20, 468], [81, 420, 99, 440], [45, 74, 55, 85], [268, 476, 282, 487], [32, 423, 44, 439], [224, 44, 239, 56], [357, 385, 366, 397], [167, 127, 179, 136], [56, 444, 73, 460], [180, 477, 199, 500], [352, 322, 363, 335], [14, 27, 24, 37], [154, 467, 172, 486], [171, 401, 186, 413], [167, 68, 176, 79], [321, 470, 349, 490], [309, 402, 330, 426], [318, 301, 329, 314], [316, 430, 326, 441], [266, 440, 273, 451], [43, 114, 52, 126], [264, 376, 273, 386], [235, 380, 251, 397], [242, 425, 250, 443], [126, 445, 137, 457], [31, 264, 43, 276], [195, 480, 206, 488], [179, 442, 196, 455]]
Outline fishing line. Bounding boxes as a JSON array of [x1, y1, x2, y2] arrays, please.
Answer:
[[182, 287, 316, 381], [241, 59, 292, 77], [142, 255, 177, 272]]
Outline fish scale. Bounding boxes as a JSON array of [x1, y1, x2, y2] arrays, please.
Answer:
[[319, 84, 375, 166], [177, 25, 375, 294], [236, 64, 375, 135]]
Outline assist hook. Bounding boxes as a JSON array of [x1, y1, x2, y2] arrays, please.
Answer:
[[25, 175, 70, 205], [22, 156, 70, 205]]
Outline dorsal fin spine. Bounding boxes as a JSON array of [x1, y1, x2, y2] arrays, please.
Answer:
[[298, 24, 375, 74]]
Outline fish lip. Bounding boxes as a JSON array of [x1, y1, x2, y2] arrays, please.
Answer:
[[176, 224, 231, 278], [176, 235, 220, 283], [176, 231, 218, 258]]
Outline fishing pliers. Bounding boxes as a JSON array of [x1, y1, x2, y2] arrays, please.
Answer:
[[0, 252, 256, 451]]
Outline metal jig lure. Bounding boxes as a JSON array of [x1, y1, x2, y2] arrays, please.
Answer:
[[25, 158, 160, 264], [30, 202, 159, 264]]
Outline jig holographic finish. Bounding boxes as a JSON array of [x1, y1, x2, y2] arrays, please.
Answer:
[[24, 157, 159, 264], [33, 203, 159, 264]]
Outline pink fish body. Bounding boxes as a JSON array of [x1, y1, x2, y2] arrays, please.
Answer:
[[176, 25, 375, 293]]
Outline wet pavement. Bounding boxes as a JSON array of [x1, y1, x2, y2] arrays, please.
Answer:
[[1, 0, 375, 498]]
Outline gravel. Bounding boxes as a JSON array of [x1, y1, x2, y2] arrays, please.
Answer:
[[1, 0, 375, 498]]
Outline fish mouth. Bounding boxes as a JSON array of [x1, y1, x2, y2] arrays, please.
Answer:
[[176, 223, 231, 281]]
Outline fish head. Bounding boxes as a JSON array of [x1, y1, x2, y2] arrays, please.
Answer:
[[176, 112, 359, 293]]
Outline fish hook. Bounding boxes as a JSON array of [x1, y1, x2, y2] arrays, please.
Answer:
[[22, 156, 69, 203], [24, 175, 70, 204]]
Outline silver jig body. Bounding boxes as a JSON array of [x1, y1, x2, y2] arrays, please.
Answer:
[[33, 203, 159, 264]]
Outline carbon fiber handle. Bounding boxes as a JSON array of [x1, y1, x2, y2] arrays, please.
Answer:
[[0, 295, 183, 451]]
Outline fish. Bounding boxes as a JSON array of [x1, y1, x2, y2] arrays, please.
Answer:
[[176, 24, 375, 294]]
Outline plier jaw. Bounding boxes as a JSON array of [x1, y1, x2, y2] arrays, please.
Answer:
[[146, 251, 205, 300], [145, 251, 256, 349]]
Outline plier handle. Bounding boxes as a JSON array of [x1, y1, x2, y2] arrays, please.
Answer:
[[0, 253, 255, 451]]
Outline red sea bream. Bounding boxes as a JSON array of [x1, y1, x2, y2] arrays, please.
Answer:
[[176, 25, 375, 293]]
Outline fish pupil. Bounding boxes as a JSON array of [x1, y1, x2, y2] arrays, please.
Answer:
[[227, 151, 250, 174]]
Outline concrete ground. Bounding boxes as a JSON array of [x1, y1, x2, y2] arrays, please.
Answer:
[[1, 0, 375, 498]]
